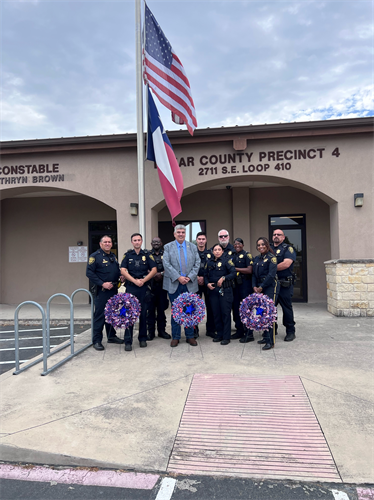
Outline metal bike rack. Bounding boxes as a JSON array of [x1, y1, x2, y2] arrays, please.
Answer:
[[41, 289, 94, 376], [13, 289, 94, 376], [13, 302, 46, 375]]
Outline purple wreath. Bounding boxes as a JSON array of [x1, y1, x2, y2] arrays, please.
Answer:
[[104, 293, 141, 329], [171, 292, 205, 328], [239, 293, 277, 331]]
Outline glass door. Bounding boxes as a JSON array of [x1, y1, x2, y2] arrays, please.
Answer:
[[269, 215, 307, 302]]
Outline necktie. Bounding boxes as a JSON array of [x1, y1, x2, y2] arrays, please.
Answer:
[[179, 245, 187, 275]]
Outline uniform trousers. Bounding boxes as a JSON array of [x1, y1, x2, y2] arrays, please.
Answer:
[[274, 284, 295, 334], [233, 279, 252, 335], [168, 283, 194, 340], [198, 284, 215, 334], [93, 287, 117, 344], [209, 287, 233, 341], [147, 284, 168, 335], [124, 284, 148, 345], [261, 283, 280, 346]]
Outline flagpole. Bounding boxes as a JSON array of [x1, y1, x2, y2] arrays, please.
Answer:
[[135, 0, 145, 245]]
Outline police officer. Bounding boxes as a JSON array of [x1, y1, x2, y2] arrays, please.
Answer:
[[231, 238, 254, 342], [86, 235, 124, 351], [204, 243, 236, 345], [146, 237, 171, 341], [216, 229, 235, 261], [271, 229, 296, 341], [120, 233, 157, 351], [195, 231, 215, 339], [252, 237, 279, 351]]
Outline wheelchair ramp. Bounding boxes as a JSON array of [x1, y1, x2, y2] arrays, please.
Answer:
[[168, 374, 341, 482]]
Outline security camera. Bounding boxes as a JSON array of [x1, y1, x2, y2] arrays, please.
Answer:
[[226, 186, 231, 190]]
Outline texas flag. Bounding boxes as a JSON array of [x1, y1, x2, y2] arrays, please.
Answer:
[[146, 87, 184, 222]]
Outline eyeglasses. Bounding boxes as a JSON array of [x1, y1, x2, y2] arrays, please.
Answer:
[[219, 234, 229, 238]]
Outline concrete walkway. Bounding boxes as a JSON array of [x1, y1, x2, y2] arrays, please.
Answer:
[[0, 303, 373, 484]]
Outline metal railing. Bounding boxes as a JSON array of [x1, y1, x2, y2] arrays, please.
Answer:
[[13, 289, 94, 376]]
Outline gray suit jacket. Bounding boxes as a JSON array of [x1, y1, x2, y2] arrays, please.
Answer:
[[162, 240, 200, 294]]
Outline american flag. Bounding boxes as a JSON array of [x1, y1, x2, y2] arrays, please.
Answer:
[[143, 3, 197, 135]]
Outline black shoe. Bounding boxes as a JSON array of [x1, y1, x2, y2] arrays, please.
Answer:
[[93, 342, 105, 351], [240, 335, 254, 343], [262, 343, 273, 350], [147, 334, 155, 341], [230, 332, 244, 340], [206, 332, 216, 339], [213, 337, 223, 342], [158, 332, 171, 339], [139, 341, 147, 348], [284, 333, 296, 342], [124, 344, 132, 351], [107, 336, 124, 344], [257, 339, 267, 344], [220, 339, 230, 345]]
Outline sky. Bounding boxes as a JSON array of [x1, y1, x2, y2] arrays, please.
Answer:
[[1, 0, 373, 141]]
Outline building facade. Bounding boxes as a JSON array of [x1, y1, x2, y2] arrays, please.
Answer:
[[1, 117, 373, 315]]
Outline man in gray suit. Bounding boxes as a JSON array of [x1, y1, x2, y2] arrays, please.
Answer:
[[163, 224, 200, 347]]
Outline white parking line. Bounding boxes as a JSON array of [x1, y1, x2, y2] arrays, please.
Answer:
[[155, 478, 177, 500], [1, 360, 31, 364], [0, 335, 77, 342], [0, 327, 68, 334], [331, 490, 350, 500], [0, 345, 58, 352]]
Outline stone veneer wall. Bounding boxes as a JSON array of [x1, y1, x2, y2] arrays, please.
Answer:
[[325, 260, 374, 317]]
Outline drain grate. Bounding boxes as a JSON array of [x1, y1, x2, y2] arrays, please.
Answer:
[[168, 374, 341, 482]]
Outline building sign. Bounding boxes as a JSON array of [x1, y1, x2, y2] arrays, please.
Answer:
[[69, 246, 87, 263], [176, 147, 341, 176], [0, 163, 65, 185]]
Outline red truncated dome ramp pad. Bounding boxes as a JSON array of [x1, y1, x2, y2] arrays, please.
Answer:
[[168, 374, 341, 482]]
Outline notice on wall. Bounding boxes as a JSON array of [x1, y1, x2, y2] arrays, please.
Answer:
[[69, 246, 87, 263]]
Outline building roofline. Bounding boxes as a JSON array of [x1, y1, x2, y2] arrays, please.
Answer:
[[1, 117, 373, 155]]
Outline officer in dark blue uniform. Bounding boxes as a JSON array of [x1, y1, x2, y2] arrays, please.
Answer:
[[196, 232, 215, 339], [216, 229, 235, 261], [252, 237, 279, 350], [204, 244, 236, 345], [146, 237, 171, 341], [120, 233, 157, 351], [86, 235, 124, 351], [231, 238, 254, 342], [271, 229, 296, 341]]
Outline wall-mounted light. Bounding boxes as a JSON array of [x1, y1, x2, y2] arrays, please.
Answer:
[[130, 203, 138, 216], [354, 193, 364, 207], [77, 241, 83, 246]]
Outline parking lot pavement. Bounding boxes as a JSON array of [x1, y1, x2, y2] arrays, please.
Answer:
[[0, 324, 91, 375]]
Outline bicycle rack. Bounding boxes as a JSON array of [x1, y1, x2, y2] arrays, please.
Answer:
[[13, 302, 46, 375], [13, 289, 94, 376]]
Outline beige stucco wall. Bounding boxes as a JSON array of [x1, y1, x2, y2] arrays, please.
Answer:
[[1, 195, 115, 304]]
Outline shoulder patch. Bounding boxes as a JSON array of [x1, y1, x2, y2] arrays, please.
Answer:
[[228, 259, 234, 266], [271, 257, 277, 264], [207, 253, 211, 259], [88, 257, 95, 265], [289, 246, 294, 253], [122, 253, 127, 261], [247, 253, 252, 259], [228, 251, 232, 255], [149, 254, 155, 261]]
